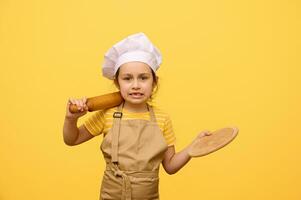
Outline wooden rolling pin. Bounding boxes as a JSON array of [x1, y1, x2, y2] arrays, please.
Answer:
[[69, 91, 123, 113]]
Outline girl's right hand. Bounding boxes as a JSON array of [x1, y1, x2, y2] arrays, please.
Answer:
[[65, 97, 89, 120]]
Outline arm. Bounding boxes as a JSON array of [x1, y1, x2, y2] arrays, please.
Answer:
[[162, 131, 211, 175], [161, 145, 191, 175], [63, 119, 94, 146], [63, 97, 95, 146]]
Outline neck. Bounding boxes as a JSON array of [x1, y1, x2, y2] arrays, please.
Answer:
[[122, 101, 149, 113]]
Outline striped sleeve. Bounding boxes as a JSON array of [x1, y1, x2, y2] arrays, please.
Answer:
[[83, 110, 105, 136], [162, 114, 176, 146]]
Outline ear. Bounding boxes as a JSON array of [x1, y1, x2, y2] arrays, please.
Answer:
[[114, 79, 120, 89], [152, 76, 159, 88]]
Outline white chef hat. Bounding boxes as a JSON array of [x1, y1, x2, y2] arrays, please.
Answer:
[[102, 32, 162, 80]]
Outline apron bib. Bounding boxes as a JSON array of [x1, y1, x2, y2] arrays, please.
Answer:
[[100, 102, 168, 200]]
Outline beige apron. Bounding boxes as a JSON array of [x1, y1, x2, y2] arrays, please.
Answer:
[[100, 102, 168, 200]]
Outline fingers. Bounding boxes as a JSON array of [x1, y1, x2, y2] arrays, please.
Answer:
[[205, 132, 212, 136], [68, 97, 88, 112], [83, 97, 88, 111], [197, 130, 212, 138]]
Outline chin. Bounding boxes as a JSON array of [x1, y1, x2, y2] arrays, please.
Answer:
[[125, 96, 149, 105], [126, 99, 147, 105]]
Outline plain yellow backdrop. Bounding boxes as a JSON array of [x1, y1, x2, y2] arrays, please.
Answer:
[[0, 0, 300, 199]]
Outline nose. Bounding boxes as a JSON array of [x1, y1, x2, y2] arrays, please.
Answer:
[[132, 79, 140, 89]]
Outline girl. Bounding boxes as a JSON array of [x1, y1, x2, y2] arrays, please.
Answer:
[[63, 33, 211, 200]]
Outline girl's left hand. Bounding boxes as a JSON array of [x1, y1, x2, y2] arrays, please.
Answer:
[[196, 130, 212, 138], [186, 130, 212, 156]]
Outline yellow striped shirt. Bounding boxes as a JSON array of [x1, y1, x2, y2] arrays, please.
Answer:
[[84, 106, 176, 146]]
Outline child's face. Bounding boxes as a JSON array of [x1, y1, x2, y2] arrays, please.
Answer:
[[117, 61, 155, 107]]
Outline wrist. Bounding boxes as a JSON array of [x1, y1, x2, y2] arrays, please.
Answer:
[[184, 145, 193, 159], [65, 115, 79, 122]]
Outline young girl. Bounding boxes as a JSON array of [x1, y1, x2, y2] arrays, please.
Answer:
[[63, 32, 211, 200]]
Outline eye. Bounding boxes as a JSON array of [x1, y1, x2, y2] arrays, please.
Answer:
[[123, 77, 131, 80], [141, 76, 149, 80]]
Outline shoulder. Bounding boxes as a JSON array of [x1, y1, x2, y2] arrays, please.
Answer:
[[151, 105, 176, 145], [94, 105, 121, 116], [86, 106, 117, 121], [151, 105, 172, 122], [102, 106, 118, 115]]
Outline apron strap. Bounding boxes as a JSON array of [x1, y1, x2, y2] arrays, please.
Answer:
[[111, 102, 124, 163], [148, 105, 157, 123], [111, 163, 132, 200]]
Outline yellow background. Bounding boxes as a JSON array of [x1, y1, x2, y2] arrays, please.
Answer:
[[0, 0, 300, 199]]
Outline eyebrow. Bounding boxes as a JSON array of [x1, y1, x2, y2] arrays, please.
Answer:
[[121, 73, 151, 76]]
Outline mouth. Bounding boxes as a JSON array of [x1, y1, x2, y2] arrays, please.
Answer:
[[129, 92, 144, 98]]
